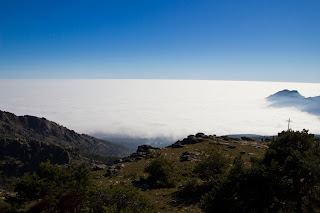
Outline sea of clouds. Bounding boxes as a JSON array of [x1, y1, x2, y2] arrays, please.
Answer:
[[0, 79, 319, 140]]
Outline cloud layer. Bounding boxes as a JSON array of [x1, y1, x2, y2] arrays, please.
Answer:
[[0, 80, 320, 139]]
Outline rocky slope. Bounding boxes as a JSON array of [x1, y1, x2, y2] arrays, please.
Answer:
[[0, 137, 77, 177], [0, 110, 130, 157], [0, 110, 131, 177]]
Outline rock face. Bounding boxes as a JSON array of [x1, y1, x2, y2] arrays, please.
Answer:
[[0, 110, 130, 157], [0, 138, 76, 177], [104, 145, 161, 177]]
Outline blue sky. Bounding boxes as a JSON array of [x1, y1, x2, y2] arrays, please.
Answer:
[[0, 0, 319, 82]]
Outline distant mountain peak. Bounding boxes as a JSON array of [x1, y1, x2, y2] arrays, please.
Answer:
[[268, 89, 303, 99], [266, 90, 320, 116]]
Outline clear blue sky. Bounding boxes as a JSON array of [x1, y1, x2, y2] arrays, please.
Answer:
[[1, 0, 319, 82]]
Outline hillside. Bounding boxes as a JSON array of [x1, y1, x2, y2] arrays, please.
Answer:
[[2, 130, 319, 212], [0, 110, 131, 177], [0, 110, 130, 157], [92, 133, 268, 212]]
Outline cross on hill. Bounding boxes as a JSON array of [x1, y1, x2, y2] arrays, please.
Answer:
[[287, 118, 292, 130]]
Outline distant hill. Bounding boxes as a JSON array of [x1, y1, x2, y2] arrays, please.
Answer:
[[266, 89, 320, 116], [226, 134, 275, 141], [0, 110, 131, 177], [92, 133, 175, 152], [0, 110, 130, 157]]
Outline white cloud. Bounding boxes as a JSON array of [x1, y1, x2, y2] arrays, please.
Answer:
[[0, 79, 319, 139]]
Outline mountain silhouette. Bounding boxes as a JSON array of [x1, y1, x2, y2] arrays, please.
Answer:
[[266, 89, 320, 116]]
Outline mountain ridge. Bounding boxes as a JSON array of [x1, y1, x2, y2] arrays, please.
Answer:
[[0, 110, 130, 157], [266, 89, 320, 116]]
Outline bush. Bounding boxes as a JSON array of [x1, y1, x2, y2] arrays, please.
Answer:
[[0, 200, 11, 213], [144, 155, 177, 188], [194, 144, 230, 182], [89, 184, 155, 213], [11, 160, 93, 212], [9, 160, 155, 213]]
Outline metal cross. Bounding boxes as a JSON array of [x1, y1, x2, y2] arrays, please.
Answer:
[[286, 118, 292, 130]]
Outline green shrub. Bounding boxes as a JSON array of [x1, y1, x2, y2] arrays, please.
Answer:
[[9, 161, 155, 213], [89, 184, 155, 213], [144, 155, 177, 188], [0, 200, 11, 213], [194, 144, 230, 182], [11, 160, 93, 212]]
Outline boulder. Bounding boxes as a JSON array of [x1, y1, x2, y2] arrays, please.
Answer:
[[92, 164, 107, 171], [137, 145, 160, 153], [195, 133, 205, 138], [241, 136, 255, 141], [113, 159, 123, 164], [221, 136, 230, 141], [115, 163, 125, 169], [228, 145, 236, 149], [180, 151, 200, 162]]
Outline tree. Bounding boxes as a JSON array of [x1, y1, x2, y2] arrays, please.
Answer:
[[262, 129, 320, 212], [200, 130, 320, 213]]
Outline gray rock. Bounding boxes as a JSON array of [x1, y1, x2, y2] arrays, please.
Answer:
[[92, 164, 107, 171], [115, 163, 125, 169], [228, 145, 236, 149], [113, 159, 123, 164], [217, 142, 229, 146], [195, 133, 205, 138], [124, 158, 134, 162], [105, 168, 118, 177], [137, 145, 160, 153]]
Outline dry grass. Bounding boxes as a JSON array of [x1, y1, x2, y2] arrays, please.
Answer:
[[92, 137, 267, 212]]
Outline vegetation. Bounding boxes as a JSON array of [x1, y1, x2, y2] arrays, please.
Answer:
[[89, 184, 155, 213], [1, 130, 320, 213], [194, 144, 230, 182], [81, 152, 120, 165], [144, 155, 178, 188], [199, 130, 320, 212], [5, 161, 154, 213]]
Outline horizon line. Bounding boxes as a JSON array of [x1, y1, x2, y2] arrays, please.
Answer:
[[0, 78, 319, 84]]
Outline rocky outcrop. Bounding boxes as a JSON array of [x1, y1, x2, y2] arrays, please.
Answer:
[[180, 151, 200, 162], [241, 136, 255, 141], [104, 145, 161, 177], [0, 138, 77, 177], [168, 133, 215, 148]]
